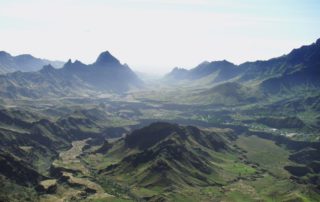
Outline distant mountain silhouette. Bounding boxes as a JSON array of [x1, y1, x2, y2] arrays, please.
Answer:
[[165, 60, 238, 82], [61, 51, 143, 91], [0, 51, 64, 74], [0, 51, 143, 98], [165, 38, 320, 93]]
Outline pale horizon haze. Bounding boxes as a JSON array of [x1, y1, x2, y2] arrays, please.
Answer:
[[0, 0, 319, 75]]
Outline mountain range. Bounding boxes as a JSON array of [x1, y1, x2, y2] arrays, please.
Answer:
[[1, 39, 320, 201], [0, 51, 64, 74], [99, 122, 234, 190], [0, 39, 319, 99], [90, 122, 320, 201], [0, 51, 143, 98], [166, 38, 320, 94]]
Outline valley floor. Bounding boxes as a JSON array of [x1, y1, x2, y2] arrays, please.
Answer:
[[40, 139, 114, 202]]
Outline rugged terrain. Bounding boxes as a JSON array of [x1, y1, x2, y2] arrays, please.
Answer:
[[0, 39, 320, 201]]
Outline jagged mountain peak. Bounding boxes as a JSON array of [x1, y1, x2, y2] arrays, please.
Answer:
[[74, 60, 83, 65], [66, 59, 72, 64], [94, 51, 120, 65], [63, 59, 86, 70]]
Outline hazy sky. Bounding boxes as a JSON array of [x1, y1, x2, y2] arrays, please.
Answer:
[[0, 0, 319, 74]]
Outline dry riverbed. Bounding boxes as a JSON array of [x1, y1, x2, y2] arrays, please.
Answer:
[[40, 139, 114, 202]]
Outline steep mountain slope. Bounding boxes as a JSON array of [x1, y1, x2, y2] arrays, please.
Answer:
[[62, 51, 143, 92], [0, 109, 65, 171], [165, 38, 320, 94], [0, 64, 94, 98], [0, 51, 143, 98], [259, 39, 320, 93], [96, 123, 255, 195], [0, 106, 119, 201], [81, 122, 320, 201], [0, 152, 47, 186], [0, 107, 107, 185], [0, 51, 64, 74]]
